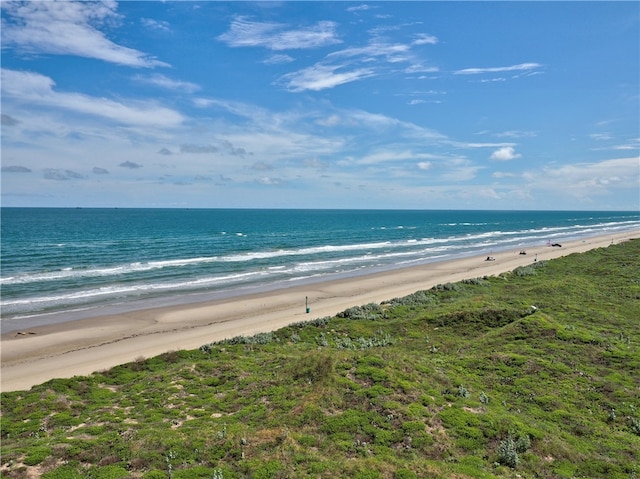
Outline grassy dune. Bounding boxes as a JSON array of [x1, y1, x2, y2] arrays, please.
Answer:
[[2, 240, 639, 479]]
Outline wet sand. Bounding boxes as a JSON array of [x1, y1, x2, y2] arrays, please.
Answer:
[[1, 230, 637, 392]]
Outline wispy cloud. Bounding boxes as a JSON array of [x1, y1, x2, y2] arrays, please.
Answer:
[[256, 176, 286, 186], [263, 54, 295, 65], [1, 69, 184, 128], [250, 162, 274, 171], [590, 132, 613, 141], [354, 149, 437, 166], [220, 15, 437, 92], [1, 1, 168, 68], [290, 29, 442, 92], [217, 16, 341, 50], [328, 41, 411, 62], [454, 63, 542, 75], [438, 159, 482, 182], [450, 141, 515, 149], [493, 130, 536, 139], [612, 138, 640, 151], [412, 33, 438, 45], [280, 38, 431, 92], [133, 73, 200, 93], [346, 4, 374, 13], [141, 18, 170, 32], [279, 64, 375, 92]]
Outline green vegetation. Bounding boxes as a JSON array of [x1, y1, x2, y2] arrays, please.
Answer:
[[2, 240, 639, 478]]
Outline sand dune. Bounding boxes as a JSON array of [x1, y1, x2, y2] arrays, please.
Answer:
[[1, 231, 637, 392]]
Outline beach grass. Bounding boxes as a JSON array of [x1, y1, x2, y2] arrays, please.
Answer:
[[1, 239, 639, 478]]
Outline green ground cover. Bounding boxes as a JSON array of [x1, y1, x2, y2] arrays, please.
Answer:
[[2, 239, 639, 478]]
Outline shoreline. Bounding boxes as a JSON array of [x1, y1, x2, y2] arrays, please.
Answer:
[[2, 230, 637, 392]]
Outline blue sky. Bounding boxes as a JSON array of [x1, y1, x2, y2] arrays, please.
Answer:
[[1, 1, 638, 210]]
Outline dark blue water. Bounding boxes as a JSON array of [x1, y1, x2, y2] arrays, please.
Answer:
[[2, 208, 638, 329]]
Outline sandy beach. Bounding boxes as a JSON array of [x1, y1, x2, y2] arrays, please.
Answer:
[[2, 230, 637, 392]]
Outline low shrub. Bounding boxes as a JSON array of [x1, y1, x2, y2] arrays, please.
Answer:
[[86, 465, 130, 479], [218, 331, 278, 345], [496, 435, 519, 468], [461, 277, 489, 286], [496, 433, 531, 468], [337, 303, 386, 320], [289, 316, 331, 329], [23, 446, 51, 466], [432, 282, 462, 292], [514, 265, 537, 277], [383, 290, 436, 308], [42, 466, 83, 479], [395, 469, 417, 479]]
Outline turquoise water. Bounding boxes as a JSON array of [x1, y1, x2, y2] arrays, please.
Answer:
[[1, 208, 638, 329]]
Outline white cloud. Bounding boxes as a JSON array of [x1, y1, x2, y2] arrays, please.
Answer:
[[454, 63, 542, 75], [315, 114, 342, 127], [590, 132, 613, 141], [356, 149, 434, 165], [439, 166, 482, 182], [1, 69, 184, 127], [452, 141, 515, 149], [493, 130, 536, 139], [192, 98, 216, 108], [256, 176, 285, 186], [269, 31, 437, 92], [328, 41, 411, 64], [437, 158, 482, 181], [489, 146, 522, 161], [133, 74, 200, 93], [303, 158, 329, 169], [1, 0, 168, 68], [412, 33, 438, 45], [403, 64, 439, 74], [346, 4, 373, 13], [263, 54, 295, 65], [535, 157, 639, 198], [250, 162, 274, 171], [492, 171, 519, 178], [612, 138, 640, 151], [141, 18, 170, 32], [217, 16, 341, 50], [280, 64, 375, 92]]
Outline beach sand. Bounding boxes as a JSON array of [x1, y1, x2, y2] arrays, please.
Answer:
[[2, 230, 637, 392]]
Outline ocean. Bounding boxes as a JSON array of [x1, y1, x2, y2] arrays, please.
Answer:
[[1, 208, 638, 332]]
